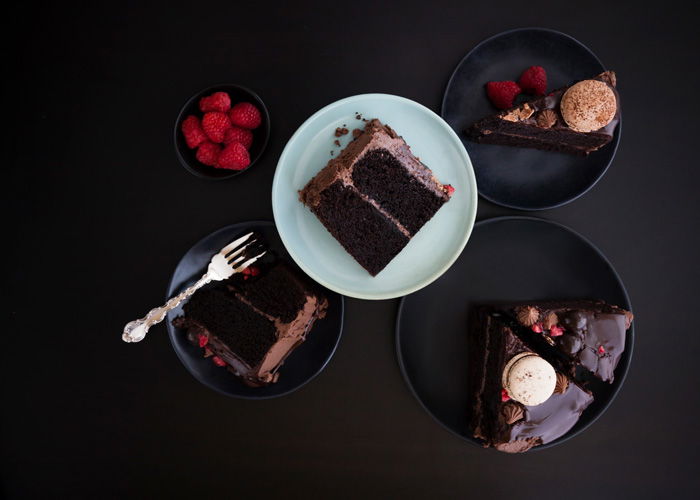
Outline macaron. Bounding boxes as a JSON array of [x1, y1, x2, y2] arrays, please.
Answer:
[[501, 352, 556, 406], [560, 79, 617, 133]]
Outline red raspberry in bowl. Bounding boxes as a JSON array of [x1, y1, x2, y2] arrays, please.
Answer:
[[229, 102, 262, 129], [195, 141, 221, 166], [201, 111, 231, 143], [217, 142, 250, 170], [199, 91, 231, 113], [224, 126, 254, 149], [181, 115, 208, 149]]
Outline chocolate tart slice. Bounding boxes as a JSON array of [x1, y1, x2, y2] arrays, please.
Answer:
[[172, 261, 328, 387], [299, 119, 453, 276], [466, 71, 619, 155], [468, 306, 593, 453], [500, 300, 633, 383]]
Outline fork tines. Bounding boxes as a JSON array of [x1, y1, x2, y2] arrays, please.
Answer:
[[222, 232, 267, 272]]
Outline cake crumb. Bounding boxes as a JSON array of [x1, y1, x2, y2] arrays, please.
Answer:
[[352, 128, 362, 138], [334, 139, 341, 147], [355, 113, 362, 120], [334, 127, 349, 137]]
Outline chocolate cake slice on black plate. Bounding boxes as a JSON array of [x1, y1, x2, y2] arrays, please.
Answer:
[[468, 299, 633, 452], [173, 260, 328, 387], [468, 306, 593, 453], [299, 119, 454, 276], [467, 71, 620, 155]]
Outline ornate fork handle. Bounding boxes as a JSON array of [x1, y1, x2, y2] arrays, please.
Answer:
[[122, 274, 212, 343]]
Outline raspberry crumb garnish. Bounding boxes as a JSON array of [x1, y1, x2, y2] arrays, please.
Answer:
[[531, 323, 543, 333], [485, 81, 521, 109], [501, 389, 511, 402], [212, 356, 226, 367], [518, 66, 547, 96], [197, 333, 208, 348], [598, 345, 606, 355], [549, 325, 564, 337], [199, 91, 232, 113], [229, 102, 262, 130], [444, 184, 455, 196]]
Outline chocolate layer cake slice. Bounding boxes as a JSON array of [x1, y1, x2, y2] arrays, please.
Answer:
[[299, 119, 454, 276], [468, 307, 593, 453], [501, 300, 633, 383], [467, 71, 620, 155], [173, 261, 328, 387]]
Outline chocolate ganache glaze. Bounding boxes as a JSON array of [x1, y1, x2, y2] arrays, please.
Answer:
[[468, 306, 593, 453], [503, 300, 632, 383]]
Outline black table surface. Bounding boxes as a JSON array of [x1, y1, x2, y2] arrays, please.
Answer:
[[6, 2, 699, 498]]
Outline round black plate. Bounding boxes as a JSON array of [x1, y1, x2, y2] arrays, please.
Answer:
[[166, 221, 344, 399], [442, 28, 621, 210], [396, 216, 634, 451]]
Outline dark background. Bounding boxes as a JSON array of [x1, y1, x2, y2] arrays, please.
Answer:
[[5, 1, 699, 498]]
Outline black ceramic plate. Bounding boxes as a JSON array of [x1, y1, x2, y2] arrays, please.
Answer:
[[166, 221, 344, 399], [442, 28, 621, 210], [396, 216, 634, 451]]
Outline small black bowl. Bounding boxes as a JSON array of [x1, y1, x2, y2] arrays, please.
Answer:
[[174, 84, 271, 180]]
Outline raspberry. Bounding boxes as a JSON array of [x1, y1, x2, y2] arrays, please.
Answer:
[[201, 111, 231, 143], [242, 265, 260, 277], [216, 142, 250, 170], [229, 102, 262, 129], [444, 184, 455, 196], [598, 345, 606, 355], [224, 126, 254, 149], [501, 389, 511, 402], [485, 81, 521, 110], [197, 333, 209, 348], [531, 323, 543, 333], [549, 325, 564, 337], [195, 142, 221, 167], [181, 115, 207, 149], [518, 66, 547, 96], [212, 356, 226, 367], [199, 91, 231, 113]]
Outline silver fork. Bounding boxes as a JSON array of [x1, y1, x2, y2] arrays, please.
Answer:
[[122, 232, 266, 343]]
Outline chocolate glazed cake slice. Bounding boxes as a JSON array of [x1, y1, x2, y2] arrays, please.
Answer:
[[502, 300, 633, 383], [467, 71, 620, 155], [300, 119, 454, 276], [468, 306, 593, 453], [173, 262, 328, 387]]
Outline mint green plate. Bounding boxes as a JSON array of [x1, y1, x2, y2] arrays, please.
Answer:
[[272, 94, 477, 300]]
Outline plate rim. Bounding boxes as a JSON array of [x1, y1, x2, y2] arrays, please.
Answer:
[[441, 27, 622, 211], [271, 92, 478, 300], [165, 220, 345, 400], [395, 215, 635, 451]]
